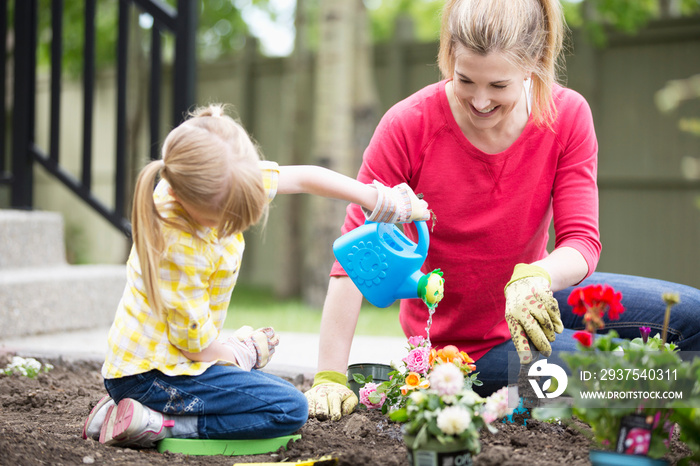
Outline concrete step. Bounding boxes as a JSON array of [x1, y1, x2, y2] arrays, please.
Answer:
[[0, 209, 126, 338], [0, 264, 126, 338], [0, 210, 66, 269]]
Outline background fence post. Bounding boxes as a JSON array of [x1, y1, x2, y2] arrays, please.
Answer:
[[173, 0, 197, 126], [11, 0, 38, 209]]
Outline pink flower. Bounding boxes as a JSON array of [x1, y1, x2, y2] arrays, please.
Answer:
[[403, 347, 430, 374], [407, 335, 426, 348], [639, 326, 651, 344], [481, 386, 512, 423], [359, 382, 386, 410]]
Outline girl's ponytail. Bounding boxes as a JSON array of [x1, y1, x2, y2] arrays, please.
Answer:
[[131, 160, 167, 319]]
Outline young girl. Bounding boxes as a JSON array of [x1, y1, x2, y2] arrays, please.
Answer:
[[82, 103, 429, 447]]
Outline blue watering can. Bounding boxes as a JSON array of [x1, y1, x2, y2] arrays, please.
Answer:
[[333, 221, 443, 308]]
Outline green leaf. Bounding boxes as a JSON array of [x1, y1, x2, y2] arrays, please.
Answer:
[[389, 408, 408, 422], [353, 373, 369, 384]]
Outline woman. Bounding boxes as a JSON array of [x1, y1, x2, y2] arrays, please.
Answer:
[[305, 0, 700, 421]]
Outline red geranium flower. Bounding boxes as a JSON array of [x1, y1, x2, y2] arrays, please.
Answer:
[[572, 331, 593, 347], [567, 284, 625, 333]]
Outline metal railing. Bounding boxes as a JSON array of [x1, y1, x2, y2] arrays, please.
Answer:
[[1, 0, 197, 237]]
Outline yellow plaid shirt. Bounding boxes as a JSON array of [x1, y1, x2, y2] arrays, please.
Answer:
[[102, 161, 279, 379]]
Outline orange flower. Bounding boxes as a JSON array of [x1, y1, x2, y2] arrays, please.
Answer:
[[429, 348, 438, 366], [405, 372, 422, 388], [400, 372, 430, 395], [438, 345, 460, 362], [458, 351, 474, 364]]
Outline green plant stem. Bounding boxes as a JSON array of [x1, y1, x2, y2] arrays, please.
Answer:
[[661, 304, 671, 345]]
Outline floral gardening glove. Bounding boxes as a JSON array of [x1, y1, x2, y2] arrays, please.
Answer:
[[305, 370, 358, 421], [230, 325, 280, 369], [363, 180, 430, 224], [504, 264, 563, 364]]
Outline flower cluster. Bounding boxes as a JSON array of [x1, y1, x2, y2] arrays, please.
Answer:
[[355, 336, 481, 413], [534, 289, 700, 461], [568, 283, 625, 346], [390, 365, 513, 455], [2, 356, 53, 378]]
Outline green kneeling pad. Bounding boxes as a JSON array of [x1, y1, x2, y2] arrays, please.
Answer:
[[156, 434, 301, 456]]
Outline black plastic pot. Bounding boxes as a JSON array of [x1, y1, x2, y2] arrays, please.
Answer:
[[404, 434, 473, 466], [346, 363, 393, 398]]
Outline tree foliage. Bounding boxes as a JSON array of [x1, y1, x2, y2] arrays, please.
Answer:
[[364, 0, 700, 47], [33, 0, 275, 76], [29, 0, 700, 77], [562, 0, 700, 46]]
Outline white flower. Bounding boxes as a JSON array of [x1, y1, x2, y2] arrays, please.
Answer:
[[429, 363, 464, 396], [436, 405, 472, 435], [409, 391, 426, 404], [458, 390, 483, 406], [3, 356, 51, 378], [441, 394, 457, 405]]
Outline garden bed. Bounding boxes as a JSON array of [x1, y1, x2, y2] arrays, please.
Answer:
[[0, 355, 693, 465]]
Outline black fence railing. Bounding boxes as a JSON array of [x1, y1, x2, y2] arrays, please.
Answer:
[[1, 0, 197, 237]]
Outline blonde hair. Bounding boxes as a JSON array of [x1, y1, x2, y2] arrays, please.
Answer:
[[437, 0, 565, 127], [131, 103, 267, 317]]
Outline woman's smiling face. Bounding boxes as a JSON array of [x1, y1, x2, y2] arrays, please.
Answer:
[[451, 44, 530, 133]]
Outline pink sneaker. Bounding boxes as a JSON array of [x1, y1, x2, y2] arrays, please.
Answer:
[[82, 396, 115, 440], [99, 399, 174, 448]]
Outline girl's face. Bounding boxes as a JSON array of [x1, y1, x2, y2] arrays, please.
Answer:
[[451, 45, 530, 133]]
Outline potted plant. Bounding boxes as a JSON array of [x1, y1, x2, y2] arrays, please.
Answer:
[[352, 335, 480, 414], [353, 335, 512, 465], [534, 287, 700, 465], [389, 363, 512, 466]]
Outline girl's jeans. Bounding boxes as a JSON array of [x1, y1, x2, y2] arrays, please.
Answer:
[[104, 364, 308, 439], [474, 272, 700, 397]]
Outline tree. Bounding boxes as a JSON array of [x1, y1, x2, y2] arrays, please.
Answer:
[[302, 0, 379, 307]]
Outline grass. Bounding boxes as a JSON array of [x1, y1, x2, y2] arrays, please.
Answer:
[[225, 285, 405, 337]]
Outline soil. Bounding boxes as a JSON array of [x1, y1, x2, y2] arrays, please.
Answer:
[[0, 354, 695, 466]]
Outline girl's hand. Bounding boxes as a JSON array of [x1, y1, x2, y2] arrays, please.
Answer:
[[231, 326, 280, 369], [220, 337, 257, 371], [364, 181, 430, 224]]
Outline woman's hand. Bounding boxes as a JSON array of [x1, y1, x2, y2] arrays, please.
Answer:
[[504, 264, 563, 364], [305, 370, 358, 421]]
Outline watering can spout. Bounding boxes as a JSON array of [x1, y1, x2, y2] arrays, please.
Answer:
[[333, 221, 443, 308]]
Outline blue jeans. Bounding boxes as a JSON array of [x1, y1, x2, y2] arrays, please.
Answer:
[[473, 272, 700, 397], [104, 364, 308, 440]]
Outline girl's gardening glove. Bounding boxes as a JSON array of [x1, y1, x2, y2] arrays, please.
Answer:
[[220, 337, 257, 371], [504, 264, 564, 365], [363, 180, 430, 224], [227, 325, 280, 369], [305, 370, 358, 421]]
